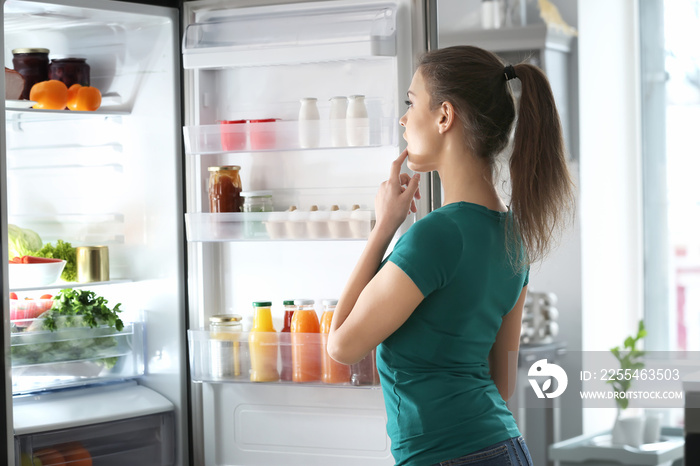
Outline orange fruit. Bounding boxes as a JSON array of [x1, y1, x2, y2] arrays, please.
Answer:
[[34, 447, 66, 465], [59, 442, 92, 466], [66, 85, 101, 111], [29, 80, 69, 110]]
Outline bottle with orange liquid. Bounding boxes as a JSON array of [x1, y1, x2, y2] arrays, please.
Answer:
[[291, 299, 321, 382], [279, 300, 295, 381], [319, 299, 351, 384], [248, 301, 279, 382]]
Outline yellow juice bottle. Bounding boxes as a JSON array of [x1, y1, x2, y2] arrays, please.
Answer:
[[248, 301, 279, 382]]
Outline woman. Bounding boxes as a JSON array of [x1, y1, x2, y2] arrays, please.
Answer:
[[327, 46, 574, 466]]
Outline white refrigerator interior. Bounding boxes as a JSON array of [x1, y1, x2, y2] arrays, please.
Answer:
[[182, 0, 415, 464], [3, 0, 187, 464]]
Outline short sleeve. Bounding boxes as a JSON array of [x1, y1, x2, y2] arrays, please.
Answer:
[[386, 213, 463, 297], [523, 265, 530, 287]]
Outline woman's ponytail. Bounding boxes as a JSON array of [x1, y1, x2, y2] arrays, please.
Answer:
[[509, 63, 575, 264]]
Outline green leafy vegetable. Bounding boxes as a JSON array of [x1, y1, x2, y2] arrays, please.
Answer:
[[42, 289, 123, 332], [8, 224, 43, 258], [34, 240, 78, 282]]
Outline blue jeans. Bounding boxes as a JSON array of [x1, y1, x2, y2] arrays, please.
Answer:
[[432, 436, 533, 466]]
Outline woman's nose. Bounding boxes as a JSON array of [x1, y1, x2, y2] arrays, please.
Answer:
[[399, 114, 406, 127]]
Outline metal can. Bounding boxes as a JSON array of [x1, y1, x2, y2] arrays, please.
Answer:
[[208, 165, 243, 213], [209, 314, 243, 379], [76, 246, 109, 283], [12, 48, 50, 100]]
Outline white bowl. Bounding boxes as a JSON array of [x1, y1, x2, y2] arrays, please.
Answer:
[[9, 261, 66, 288]]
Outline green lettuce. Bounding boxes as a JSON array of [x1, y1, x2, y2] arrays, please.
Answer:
[[8, 224, 42, 259]]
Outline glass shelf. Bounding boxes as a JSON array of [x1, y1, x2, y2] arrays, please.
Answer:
[[186, 210, 374, 242], [4, 107, 128, 123], [182, 3, 396, 69], [183, 117, 397, 154]]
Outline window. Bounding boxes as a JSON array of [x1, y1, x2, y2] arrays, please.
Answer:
[[641, 0, 700, 352]]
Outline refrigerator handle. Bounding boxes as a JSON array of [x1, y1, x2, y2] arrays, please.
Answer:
[[424, 0, 441, 212], [425, 0, 439, 52]]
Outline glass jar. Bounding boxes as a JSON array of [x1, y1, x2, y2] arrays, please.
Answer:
[[48, 57, 90, 87], [208, 165, 243, 213], [209, 314, 243, 379], [12, 48, 50, 100], [242, 191, 273, 213]]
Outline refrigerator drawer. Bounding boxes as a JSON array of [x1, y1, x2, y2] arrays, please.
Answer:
[[10, 320, 144, 395], [15, 411, 175, 466], [189, 329, 379, 387]]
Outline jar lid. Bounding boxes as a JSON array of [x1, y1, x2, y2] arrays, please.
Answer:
[[253, 301, 272, 307], [208, 165, 241, 172], [294, 299, 314, 306], [209, 314, 242, 323], [242, 190, 273, 198], [322, 299, 338, 306], [50, 57, 87, 62], [12, 48, 49, 54], [349, 94, 365, 99], [283, 300, 295, 306]]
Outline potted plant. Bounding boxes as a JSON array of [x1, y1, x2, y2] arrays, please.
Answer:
[[608, 320, 647, 446]]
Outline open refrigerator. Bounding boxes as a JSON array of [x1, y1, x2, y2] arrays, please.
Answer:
[[2, 0, 426, 464]]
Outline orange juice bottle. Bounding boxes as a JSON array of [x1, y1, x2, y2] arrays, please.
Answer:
[[320, 299, 351, 384], [279, 300, 295, 381], [248, 301, 279, 382], [291, 299, 321, 382]]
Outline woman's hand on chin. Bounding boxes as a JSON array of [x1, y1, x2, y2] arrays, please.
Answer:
[[374, 149, 421, 235]]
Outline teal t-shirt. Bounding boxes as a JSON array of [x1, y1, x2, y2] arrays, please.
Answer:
[[377, 202, 529, 466]]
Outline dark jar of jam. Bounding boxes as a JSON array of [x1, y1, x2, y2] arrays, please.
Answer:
[[12, 48, 50, 100], [48, 58, 90, 87], [208, 166, 243, 213]]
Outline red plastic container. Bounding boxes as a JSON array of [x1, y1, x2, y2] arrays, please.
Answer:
[[249, 118, 279, 150], [218, 120, 247, 151]]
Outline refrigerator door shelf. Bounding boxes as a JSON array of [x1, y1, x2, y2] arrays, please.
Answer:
[[188, 329, 380, 388], [10, 321, 144, 395], [186, 210, 375, 242], [183, 117, 397, 154], [182, 2, 396, 69]]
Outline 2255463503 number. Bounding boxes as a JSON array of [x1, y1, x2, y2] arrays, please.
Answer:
[[594, 368, 681, 381]]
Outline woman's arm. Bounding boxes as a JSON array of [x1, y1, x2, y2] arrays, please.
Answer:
[[327, 150, 422, 365], [489, 285, 528, 401]]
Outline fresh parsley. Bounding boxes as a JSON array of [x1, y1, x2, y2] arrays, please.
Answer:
[[42, 289, 123, 332]]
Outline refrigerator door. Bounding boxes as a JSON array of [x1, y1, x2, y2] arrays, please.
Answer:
[[182, 0, 424, 464], [3, 0, 186, 464]]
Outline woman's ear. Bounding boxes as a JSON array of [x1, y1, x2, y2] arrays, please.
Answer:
[[438, 101, 455, 134]]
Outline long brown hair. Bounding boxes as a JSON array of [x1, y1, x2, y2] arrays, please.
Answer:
[[417, 46, 574, 265]]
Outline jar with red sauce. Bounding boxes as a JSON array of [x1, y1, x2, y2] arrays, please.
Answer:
[[208, 165, 243, 213], [12, 48, 50, 100], [48, 58, 90, 87]]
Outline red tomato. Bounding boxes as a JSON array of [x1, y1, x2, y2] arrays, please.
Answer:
[[40, 294, 53, 300], [10, 292, 18, 300]]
